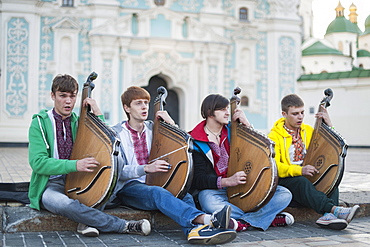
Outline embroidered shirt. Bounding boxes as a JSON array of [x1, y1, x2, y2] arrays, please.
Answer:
[[52, 109, 73, 160], [209, 141, 229, 177], [125, 121, 149, 166], [284, 126, 306, 165]]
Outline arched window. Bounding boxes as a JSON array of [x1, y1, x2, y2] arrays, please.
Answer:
[[239, 8, 248, 21], [154, 0, 165, 6], [359, 64, 364, 68], [132, 13, 138, 35], [62, 0, 73, 7], [241, 96, 249, 107], [182, 17, 189, 38]]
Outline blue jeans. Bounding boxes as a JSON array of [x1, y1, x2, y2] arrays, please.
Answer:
[[117, 180, 204, 235], [41, 176, 126, 233], [198, 185, 292, 230]]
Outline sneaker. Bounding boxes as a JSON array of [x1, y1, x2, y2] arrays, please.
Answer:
[[333, 205, 360, 224], [228, 218, 238, 231], [316, 213, 348, 230], [123, 219, 151, 236], [270, 212, 295, 227], [210, 205, 231, 229], [77, 223, 99, 237], [187, 224, 236, 245], [236, 221, 250, 232]]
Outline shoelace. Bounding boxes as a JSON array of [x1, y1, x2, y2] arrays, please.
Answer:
[[334, 207, 350, 218], [271, 215, 286, 226], [236, 221, 250, 232], [126, 222, 142, 233]]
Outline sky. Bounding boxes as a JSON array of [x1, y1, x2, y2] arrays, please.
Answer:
[[312, 0, 370, 39]]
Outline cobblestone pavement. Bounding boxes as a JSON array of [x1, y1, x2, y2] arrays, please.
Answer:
[[1, 147, 370, 246], [1, 217, 370, 246]]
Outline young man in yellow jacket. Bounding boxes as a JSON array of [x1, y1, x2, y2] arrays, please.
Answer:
[[268, 94, 359, 230]]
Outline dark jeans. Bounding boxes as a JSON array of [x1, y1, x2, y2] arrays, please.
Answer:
[[279, 176, 339, 215]]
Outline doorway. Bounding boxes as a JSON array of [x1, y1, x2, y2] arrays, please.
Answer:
[[143, 75, 179, 124]]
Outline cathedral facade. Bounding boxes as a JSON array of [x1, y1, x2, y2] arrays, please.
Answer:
[[1, 0, 304, 143]]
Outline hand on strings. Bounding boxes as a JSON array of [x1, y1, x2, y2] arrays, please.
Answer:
[[315, 105, 333, 127], [83, 98, 103, 116], [156, 111, 176, 126], [144, 160, 172, 174], [232, 108, 251, 127], [223, 171, 247, 187], [302, 165, 319, 176], [76, 157, 100, 172]]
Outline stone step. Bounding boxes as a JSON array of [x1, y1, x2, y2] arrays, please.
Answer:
[[1, 191, 369, 233]]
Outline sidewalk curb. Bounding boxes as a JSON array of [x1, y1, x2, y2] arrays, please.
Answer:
[[1, 193, 369, 233]]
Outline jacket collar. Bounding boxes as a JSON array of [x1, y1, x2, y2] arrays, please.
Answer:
[[189, 120, 228, 143]]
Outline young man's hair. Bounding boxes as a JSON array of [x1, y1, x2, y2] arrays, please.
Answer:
[[51, 74, 78, 94], [201, 94, 229, 119], [281, 94, 304, 113], [121, 86, 151, 119]]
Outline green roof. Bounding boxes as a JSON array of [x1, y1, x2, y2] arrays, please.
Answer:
[[357, 49, 370, 57], [326, 16, 358, 35], [302, 41, 343, 56], [353, 23, 362, 35], [362, 15, 370, 35], [298, 68, 370, 81]]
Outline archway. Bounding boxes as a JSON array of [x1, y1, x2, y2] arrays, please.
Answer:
[[143, 75, 179, 124]]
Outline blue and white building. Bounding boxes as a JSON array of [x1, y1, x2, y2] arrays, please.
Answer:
[[0, 0, 307, 143]]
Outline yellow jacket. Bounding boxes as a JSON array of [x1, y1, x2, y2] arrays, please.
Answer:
[[268, 117, 314, 178]]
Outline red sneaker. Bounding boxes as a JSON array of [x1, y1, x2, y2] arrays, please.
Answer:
[[270, 212, 294, 227], [236, 221, 250, 232]]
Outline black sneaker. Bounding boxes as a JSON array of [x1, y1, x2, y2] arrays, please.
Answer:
[[210, 205, 231, 229], [123, 219, 151, 236], [187, 224, 236, 245]]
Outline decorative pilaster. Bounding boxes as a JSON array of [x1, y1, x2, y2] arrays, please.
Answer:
[[6, 18, 29, 116]]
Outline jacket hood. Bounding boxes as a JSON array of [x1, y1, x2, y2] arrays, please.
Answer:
[[270, 117, 291, 138], [32, 109, 79, 122], [32, 109, 49, 120], [111, 120, 153, 135]]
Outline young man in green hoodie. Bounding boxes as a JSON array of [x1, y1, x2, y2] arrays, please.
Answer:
[[28, 74, 150, 237], [268, 94, 359, 230]]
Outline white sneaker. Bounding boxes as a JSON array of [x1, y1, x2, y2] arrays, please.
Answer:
[[77, 223, 99, 237], [333, 205, 360, 223], [316, 213, 348, 230]]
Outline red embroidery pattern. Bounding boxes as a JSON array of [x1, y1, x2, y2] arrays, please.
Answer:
[[52, 109, 73, 159], [284, 126, 306, 162], [209, 141, 229, 178], [125, 122, 149, 166]]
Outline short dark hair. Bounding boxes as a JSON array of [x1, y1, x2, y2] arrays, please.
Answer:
[[200, 94, 229, 119], [51, 74, 78, 94], [281, 94, 304, 113], [121, 86, 151, 120]]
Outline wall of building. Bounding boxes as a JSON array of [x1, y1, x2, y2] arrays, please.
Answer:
[[298, 77, 370, 146], [0, 0, 303, 143]]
